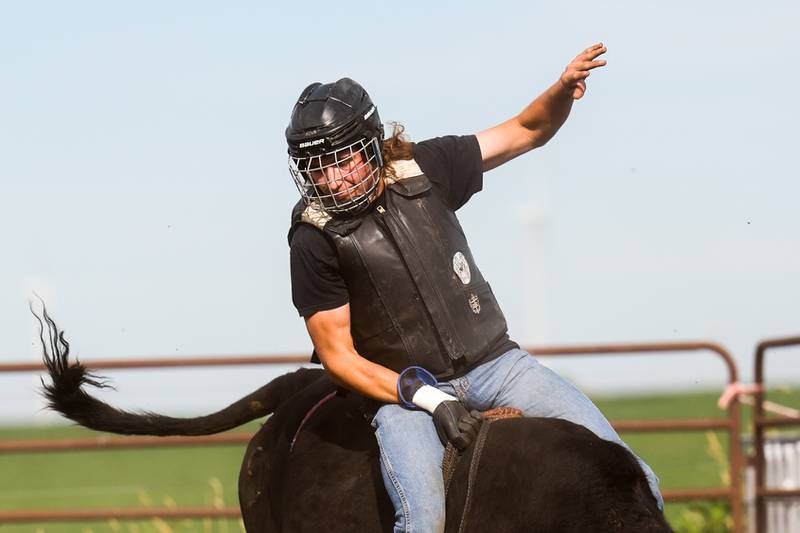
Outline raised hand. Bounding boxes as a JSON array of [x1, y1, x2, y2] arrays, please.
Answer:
[[560, 43, 607, 100]]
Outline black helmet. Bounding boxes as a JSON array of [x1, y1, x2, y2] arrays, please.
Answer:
[[286, 78, 385, 216], [286, 78, 384, 158]]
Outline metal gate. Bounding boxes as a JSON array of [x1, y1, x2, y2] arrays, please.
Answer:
[[751, 336, 800, 532]]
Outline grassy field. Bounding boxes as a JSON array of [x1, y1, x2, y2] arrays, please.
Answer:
[[1, 388, 798, 532]]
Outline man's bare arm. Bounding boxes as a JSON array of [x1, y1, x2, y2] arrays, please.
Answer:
[[477, 43, 607, 172], [305, 303, 399, 403], [307, 307, 482, 449]]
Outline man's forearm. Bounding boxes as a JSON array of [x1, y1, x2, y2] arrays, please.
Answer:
[[515, 79, 574, 149], [321, 348, 400, 404], [477, 44, 606, 171], [518, 42, 608, 146], [305, 304, 400, 404]]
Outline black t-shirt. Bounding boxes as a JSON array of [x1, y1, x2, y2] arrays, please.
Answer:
[[289, 134, 518, 361]]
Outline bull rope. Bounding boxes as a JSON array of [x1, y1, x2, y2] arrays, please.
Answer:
[[289, 390, 338, 452], [442, 407, 523, 533]]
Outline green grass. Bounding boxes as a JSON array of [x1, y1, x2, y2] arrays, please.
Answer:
[[601, 387, 800, 529], [0, 423, 260, 533], [1, 388, 799, 532]]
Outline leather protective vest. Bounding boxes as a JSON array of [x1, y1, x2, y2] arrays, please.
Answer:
[[289, 159, 509, 378]]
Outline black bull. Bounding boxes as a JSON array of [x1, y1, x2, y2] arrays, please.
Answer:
[[37, 311, 672, 532]]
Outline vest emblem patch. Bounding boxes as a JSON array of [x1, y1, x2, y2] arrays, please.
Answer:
[[468, 293, 481, 314], [453, 252, 471, 285]]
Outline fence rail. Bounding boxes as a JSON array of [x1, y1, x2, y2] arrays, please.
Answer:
[[0, 433, 254, 453], [0, 507, 241, 523]]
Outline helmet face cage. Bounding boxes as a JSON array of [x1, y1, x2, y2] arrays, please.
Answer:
[[289, 136, 383, 216]]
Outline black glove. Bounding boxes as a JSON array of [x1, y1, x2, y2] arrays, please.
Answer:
[[432, 400, 482, 450]]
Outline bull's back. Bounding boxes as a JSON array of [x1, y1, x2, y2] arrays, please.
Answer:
[[444, 417, 672, 533]]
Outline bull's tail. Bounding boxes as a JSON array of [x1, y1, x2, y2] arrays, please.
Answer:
[[34, 303, 322, 436]]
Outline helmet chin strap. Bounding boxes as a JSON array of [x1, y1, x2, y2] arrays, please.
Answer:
[[373, 136, 384, 168]]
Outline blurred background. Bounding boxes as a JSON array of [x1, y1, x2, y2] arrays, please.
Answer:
[[1, 2, 799, 529], [2, 0, 798, 422]]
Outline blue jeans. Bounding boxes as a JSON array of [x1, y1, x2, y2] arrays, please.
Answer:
[[371, 348, 663, 533]]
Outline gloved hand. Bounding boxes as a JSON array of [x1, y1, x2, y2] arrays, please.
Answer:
[[396, 366, 483, 450], [432, 401, 482, 450]]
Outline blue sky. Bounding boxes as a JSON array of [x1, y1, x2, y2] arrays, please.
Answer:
[[2, 1, 799, 423]]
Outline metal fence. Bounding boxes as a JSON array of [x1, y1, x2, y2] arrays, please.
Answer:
[[751, 336, 800, 532], [0, 340, 760, 531]]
